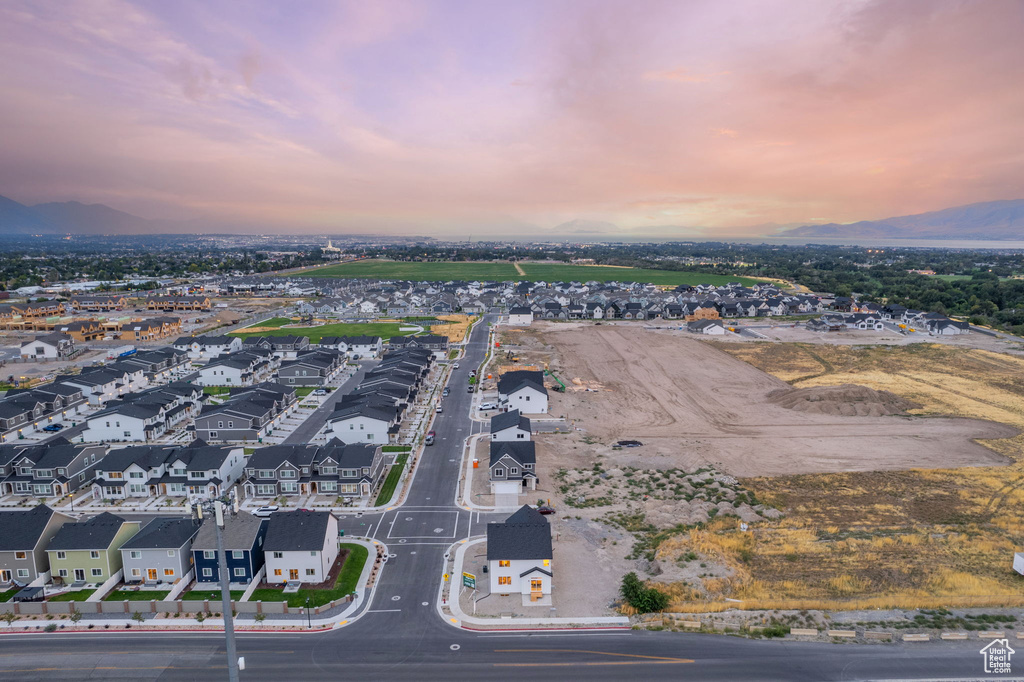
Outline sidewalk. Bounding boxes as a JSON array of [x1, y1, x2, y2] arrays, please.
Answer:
[[436, 537, 630, 630]]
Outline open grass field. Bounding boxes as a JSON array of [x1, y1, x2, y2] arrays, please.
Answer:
[[228, 321, 408, 342], [662, 341, 1024, 612], [296, 259, 764, 286]]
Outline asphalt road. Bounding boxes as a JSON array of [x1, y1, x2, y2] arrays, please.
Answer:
[[281, 360, 376, 445], [0, 315, 1003, 680]]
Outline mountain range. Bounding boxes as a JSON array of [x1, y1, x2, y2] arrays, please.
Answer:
[[779, 199, 1024, 240], [3, 192, 1024, 240]]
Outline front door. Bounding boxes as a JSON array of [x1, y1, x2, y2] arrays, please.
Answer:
[[289, 569, 299, 581], [147, 568, 158, 581], [74, 569, 86, 582]]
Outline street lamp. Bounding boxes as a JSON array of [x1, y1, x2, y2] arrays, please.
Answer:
[[189, 490, 242, 682], [305, 597, 311, 629]]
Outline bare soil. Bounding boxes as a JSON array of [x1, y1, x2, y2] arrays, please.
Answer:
[[529, 323, 1016, 477]]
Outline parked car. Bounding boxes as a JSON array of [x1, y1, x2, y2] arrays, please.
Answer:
[[41, 424, 64, 432], [453, 362, 460, 369], [537, 506, 556, 516], [253, 505, 280, 518], [312, 388, 327, 396], [478, 402, 498, 411], [467, 385, 475, 393], [425, 430, 436, 446], [436, 405, 443, 413], [616, 440, 643, 447], [442, 387, 450, 397]]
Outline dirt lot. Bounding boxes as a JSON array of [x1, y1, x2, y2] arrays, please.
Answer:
[[529, 323, 1014, 477], [510, 322, 1024, 612]]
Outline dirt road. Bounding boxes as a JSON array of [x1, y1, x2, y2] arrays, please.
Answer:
[[533, 324, 1016, 477]]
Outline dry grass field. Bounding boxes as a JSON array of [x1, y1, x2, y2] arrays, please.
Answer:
[[688, 341, 1024, 612]]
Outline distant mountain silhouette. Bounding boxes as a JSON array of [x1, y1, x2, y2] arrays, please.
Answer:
[[781, 200, 1024, 240], [0, 194, 196, 235]]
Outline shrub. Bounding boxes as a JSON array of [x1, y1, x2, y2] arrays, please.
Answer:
[[620, 572, 669, 614], [44, 623, 57, 632]]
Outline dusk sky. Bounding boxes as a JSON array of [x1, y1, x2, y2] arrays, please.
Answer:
[[1, 0, 1022, 236]]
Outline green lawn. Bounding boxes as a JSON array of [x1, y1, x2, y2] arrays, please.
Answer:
[[104, 590, 170, 601], [930, 274, 973, 281], [229, 321, 408, 342], [518, 263, 764, 286], [374, 454, 408, 506], [48, 589, 96, 602], [247, 544, 369, 607], [295, 387, 317, 397], [295, 260, 519, 281], [203, 386, 231, 396], [295, 259, 764, 286], [381, 445, 412, 453], [0, 589, 18, 603], [181, 590, 246, 601]]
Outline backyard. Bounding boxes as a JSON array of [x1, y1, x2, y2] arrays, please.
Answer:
[[104, 589, 171, 601], [48, 589, 96, 602]]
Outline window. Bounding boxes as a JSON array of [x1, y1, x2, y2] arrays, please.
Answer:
[[257, 484, 276, 495], [280, 469, 296, 479], [58, 569, 68, 577], [56, 551, 66, 560], [131, 568, 141, 577], [202, 568, 213, 577], [15, 551, 26, 560], [108, 472, 123, 479], [129, 471, 144, 479], [498, 560, 510, 567], [273, 552, 283, 559], [320, 466, 336, 475], [320, 482, 337, 492], [232, 550, 243, 559], [217, 421, 223, 429], [164, 569, 175, 577], [280, 481, 298, 493], [258, 470, 275, 479], [273, 568, 282, 577], [341, 469, 357, 478], [167, 550, 175, 557], [498, 576, 511, 586], [91, 568, 102, 577], [233, 567, 245, 577], [204, 550, 215, 559], [339, 483, 358, 494], [209, 431, 218, 439], [171, 467, 186, 476], [510, 468, 518, 475], [310, 551, 318, 557], [306, 568, 316, 576], [130, 551, 142, 559], [90, 550, 100, 559]]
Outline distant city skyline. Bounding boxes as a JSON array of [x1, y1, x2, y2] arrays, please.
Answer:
[[1, 0, 1022, 236]]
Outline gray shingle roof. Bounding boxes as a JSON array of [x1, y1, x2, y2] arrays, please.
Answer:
[[263, 510, 333, 552], [47, 512, 132, 551], [192, 511, 265, 551], [121, 518, 201, 550], [0, 505, 64, 551], [490, 409, 530, 434], [486, 505, 552, 561]]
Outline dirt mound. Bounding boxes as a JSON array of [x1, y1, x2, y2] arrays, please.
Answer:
[[768, 384, 920, 417]]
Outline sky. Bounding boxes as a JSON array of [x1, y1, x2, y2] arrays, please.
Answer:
[[0, 0, 1022, 236]]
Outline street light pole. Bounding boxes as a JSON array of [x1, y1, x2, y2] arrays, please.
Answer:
[[305, 596, 311, 629], [192, 494, 240, 682]]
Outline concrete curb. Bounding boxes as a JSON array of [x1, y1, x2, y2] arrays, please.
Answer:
[[437, 537, 630, 630]]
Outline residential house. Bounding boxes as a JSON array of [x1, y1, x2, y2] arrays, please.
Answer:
[[486, 505, 553, 600], [195, 349, 277, 387], [687, 319, 727, 335], [120, 517, 202, 585], [327, 403, 399, 444], [242, 441, 386, 499], [497, 370, 549, 414], [191, 512, 267, 585], [489, 441, 537, 495], [55, 320, 104, 342], [277, 350, 346, 386], [191, 383, 298, 443], [264, 510, 339, 584], [490, 409, 531, 442], [90, 440, 245, 500], [20, 333, 75, 360], [172, 335, 242, 360], [46, 512, 140, 585], [70, 296, 128, 312], [147, 296, 211, 312], [0, 505, 75, 586], [0, 439, 106, 497]]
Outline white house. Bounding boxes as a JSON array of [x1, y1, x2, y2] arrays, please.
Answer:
[[195, 351, 276, 387], [20, 333, 75, 360], [489, 441, 537, 496], [497, 370, 549, 414], [687, 319, 727, 335], [506, 306, 534, 326], [490, 409, 531, 442], [487, 505, 553, 601], [172, 335, 242, 360], [327, 404, 397, 444], [263, 510, 339, 584], [81, 404, 165, 442]]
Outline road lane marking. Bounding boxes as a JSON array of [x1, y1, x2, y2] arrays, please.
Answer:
[[367, 609, 402, 613], [494, 649, 691, 664]]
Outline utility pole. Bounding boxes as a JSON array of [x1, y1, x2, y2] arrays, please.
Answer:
[[192, 491, 241, 682]]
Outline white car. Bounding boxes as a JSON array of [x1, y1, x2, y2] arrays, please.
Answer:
[[253, 505, 280, 518], [478, 402, 498, 411], [453, 362, 460, 369]]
